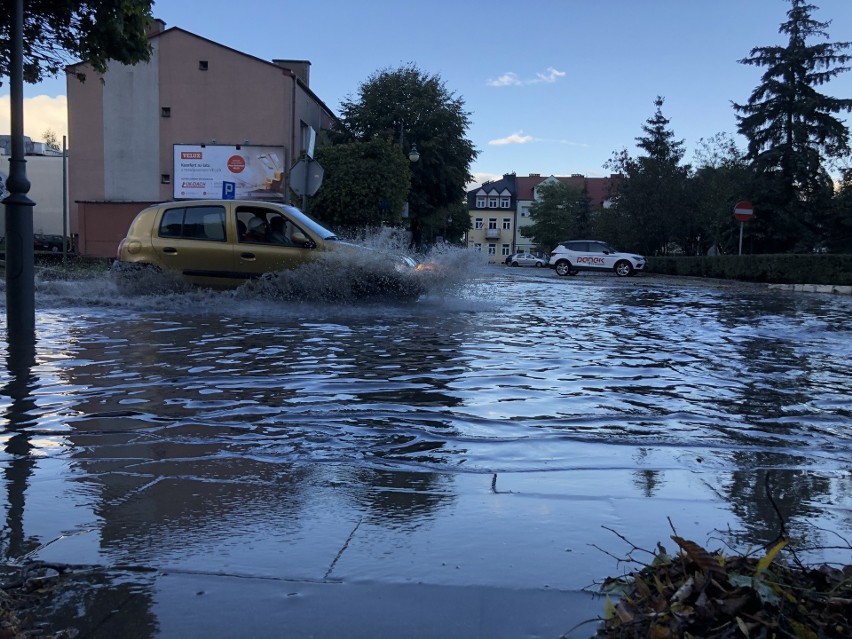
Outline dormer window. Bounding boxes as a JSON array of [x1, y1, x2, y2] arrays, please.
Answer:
[[476, 196, 486, 208], [488, 197, 497, 208], [500, 196, 510, 208]]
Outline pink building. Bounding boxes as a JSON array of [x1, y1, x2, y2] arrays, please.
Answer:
[[66, 19, 336, 258]]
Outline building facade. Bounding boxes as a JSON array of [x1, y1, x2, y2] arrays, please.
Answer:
[[466, 172, 620, 261], [66, 19, 337, 258]]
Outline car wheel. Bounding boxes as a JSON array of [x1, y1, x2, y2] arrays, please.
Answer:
[[534, 262, 543, 267], [615, 260, 634, 277], [511, 261, 520, 267], [554, 260, 574, 276]]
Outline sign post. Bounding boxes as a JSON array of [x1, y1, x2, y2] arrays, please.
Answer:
[[733, 200, 753, 255]]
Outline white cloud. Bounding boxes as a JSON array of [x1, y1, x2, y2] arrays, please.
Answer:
[[533, 67, 566, 84], [468, 172, 502, 189], [0, 95, 68, 143], [557, 139, 590, 148], [486, 72, 522, 87], [489, 131, 535, 146], [487, 67, 566, 87]]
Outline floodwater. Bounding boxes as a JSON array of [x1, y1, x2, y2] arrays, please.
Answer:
[[1, 257, 851, 638]]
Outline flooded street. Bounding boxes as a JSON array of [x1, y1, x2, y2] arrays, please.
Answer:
[[2, 262, 851, 638]]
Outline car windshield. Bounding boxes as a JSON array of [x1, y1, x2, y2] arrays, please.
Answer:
[[277, 204, 337, 241]]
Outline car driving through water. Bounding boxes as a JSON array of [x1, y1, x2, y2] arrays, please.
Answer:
[[548, 240, 646, 277], [112, 199, 423, 299]]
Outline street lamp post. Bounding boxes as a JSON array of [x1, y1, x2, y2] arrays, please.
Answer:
[[5, 0, 37, 345]]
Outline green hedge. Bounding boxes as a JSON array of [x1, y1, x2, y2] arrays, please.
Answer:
[[647, 254, 852, 285]]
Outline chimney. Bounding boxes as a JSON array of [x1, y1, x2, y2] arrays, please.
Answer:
[[273, 59, 311, 86], [146, 18, 166, 37]]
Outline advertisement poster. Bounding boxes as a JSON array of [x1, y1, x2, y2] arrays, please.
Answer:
[[173, 144, 286, 200]]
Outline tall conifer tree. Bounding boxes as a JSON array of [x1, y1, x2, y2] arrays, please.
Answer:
[[734, 0, 851, 251]]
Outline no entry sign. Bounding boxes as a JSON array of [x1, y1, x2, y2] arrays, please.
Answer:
[[734, 200, 754, 222]]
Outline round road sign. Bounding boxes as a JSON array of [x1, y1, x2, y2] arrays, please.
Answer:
[[734, 200, 754, 222]]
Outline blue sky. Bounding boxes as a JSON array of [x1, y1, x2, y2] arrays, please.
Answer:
[[3, 0, 851, 186]]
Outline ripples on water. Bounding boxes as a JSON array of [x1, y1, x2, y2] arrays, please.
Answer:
[[10, 259, 852, 476]]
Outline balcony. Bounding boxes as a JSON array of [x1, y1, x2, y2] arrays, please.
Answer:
[[485, 228, 501, 239]]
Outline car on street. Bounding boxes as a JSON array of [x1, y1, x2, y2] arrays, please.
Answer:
[[113, 199, 422, 298], [506, 252, 547, 268], [34, 234, 70, 253], [548, 240, 646, 277]]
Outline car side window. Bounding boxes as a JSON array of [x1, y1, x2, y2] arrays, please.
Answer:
[[158, 206, 226, 241], [588, 242, 606, 253], [566, 242, 586, 252], [159, 208, 184, 237]]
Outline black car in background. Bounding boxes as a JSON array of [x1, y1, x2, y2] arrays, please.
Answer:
[[33, 234, 70, 253]]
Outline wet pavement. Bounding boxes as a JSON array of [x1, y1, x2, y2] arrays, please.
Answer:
[[1, 260, 851, 637]]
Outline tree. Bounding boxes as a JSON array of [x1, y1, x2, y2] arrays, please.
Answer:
[[689, 133, 754, 254], [605, 97, 691, 255], [828, 167, 852, 252], [337, 64, 478, 249], [521, 181, 584, 252], [308, 137, 411, 232], [734, 0, 852, 252], [42, 128, 60, 150], [0, 0, 154, 86]]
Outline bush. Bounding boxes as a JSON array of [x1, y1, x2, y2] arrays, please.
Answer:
[[647, 254, 852, 285]]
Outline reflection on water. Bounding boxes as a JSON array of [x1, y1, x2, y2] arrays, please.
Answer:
[[1, 267, 851, 635]]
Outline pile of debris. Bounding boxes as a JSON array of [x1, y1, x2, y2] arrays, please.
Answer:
[[596, 536, 851, 638]]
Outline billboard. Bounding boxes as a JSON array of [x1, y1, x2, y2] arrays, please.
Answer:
[[173, 144, 286, 201]]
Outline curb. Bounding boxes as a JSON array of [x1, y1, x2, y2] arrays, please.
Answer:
[[767, 283, 852, 295]]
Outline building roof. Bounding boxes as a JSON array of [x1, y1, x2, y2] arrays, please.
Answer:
[[469, 173, 621, 210]]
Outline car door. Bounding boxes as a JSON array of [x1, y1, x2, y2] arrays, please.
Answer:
[[149, 203, 236, 287], [234, 203, 316, 278], [578, 241, 613, 271]]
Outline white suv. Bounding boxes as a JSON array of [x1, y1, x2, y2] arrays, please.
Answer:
[[548, 240, 646, 277]]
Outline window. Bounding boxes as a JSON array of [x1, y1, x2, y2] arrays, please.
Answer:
[[160, 174, 171, 184], [500, 196, 511, 208], [158, 206, 226, 241], [474, 218, 483, 230], [487, 244, 496, 255], [521, 207, 531, 218], [476, 196, 486, 208], [474, 243, 482, 252], [199, 60, 209, 71], [161, 107, 171, 118], [502, 218, 511, 230], [488, 218, 497, 230], [488, 197, 497, 208], [300, 122, 312, 155], [501, 244, 511, 256]]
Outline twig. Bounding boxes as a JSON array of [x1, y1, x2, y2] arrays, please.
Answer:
[[601, 526, 657, 558]]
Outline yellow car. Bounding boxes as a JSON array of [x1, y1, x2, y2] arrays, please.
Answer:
[[113, 199, 421, 299]]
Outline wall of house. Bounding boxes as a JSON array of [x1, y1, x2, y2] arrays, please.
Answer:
[[157, 30, 291, 200], [0, 155, 68, 236], [103, 42, 161, 201], [76, 201, 154, 258], [67, 62, 106, 233]]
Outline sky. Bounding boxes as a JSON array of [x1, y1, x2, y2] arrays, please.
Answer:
[[2, 0, 851, 188]]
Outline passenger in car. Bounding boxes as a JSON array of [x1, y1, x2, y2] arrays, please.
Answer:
[[237, 219, 247, 241], [243, 217, 269, 243], [268, 217, 293, 246]]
